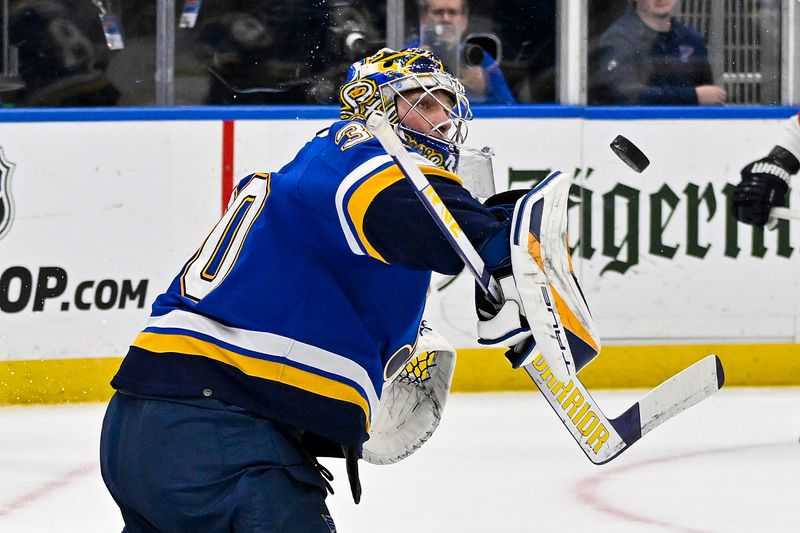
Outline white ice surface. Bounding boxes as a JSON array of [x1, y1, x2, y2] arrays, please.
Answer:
[[0, 388, 798, 533]]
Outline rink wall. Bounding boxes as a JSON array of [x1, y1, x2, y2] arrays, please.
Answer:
[[1, 105, 800, 405]]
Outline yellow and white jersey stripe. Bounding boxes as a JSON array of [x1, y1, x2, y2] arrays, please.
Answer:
[[335, 152, 462, 263], [134, 309, 380, 426]]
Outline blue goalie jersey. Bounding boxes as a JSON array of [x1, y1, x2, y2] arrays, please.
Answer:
[[111, 119, 499, 453]]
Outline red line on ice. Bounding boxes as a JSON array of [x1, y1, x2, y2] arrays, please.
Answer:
[[575, 442, 785, 533], [0, 462, 96, 518]]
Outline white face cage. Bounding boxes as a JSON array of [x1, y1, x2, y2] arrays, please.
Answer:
[[381, 70, 473, 151]]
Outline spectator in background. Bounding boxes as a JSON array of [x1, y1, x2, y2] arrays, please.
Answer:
[[412, 0, 515, 104], [6, 0, 120, 106], [490, 0, 556, 103], [589, 0, 726, 106], [196, 1, 380, 105]]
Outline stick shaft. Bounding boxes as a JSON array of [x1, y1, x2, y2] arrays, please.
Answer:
[[365, 113, 502, 305], [770, 207, 800, 221]]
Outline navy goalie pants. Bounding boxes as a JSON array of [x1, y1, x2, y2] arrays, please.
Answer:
[[100, 392, 336, 533]]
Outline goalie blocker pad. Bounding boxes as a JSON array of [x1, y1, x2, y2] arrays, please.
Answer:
[[509, 171, 600, 381], [362, 322, 456, 465]]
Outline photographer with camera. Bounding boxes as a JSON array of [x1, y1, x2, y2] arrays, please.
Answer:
[[195, 0, 379, 105], [412, 0, 515, 104]]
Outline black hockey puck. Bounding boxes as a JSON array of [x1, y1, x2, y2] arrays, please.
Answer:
[[610, 135, 650, 173]]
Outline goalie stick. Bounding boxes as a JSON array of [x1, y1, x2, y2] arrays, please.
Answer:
[[364, 112, 725, 463], [769, 206, 800, 221], [365, 112, 574, 382], [525, 352, 723, 464]]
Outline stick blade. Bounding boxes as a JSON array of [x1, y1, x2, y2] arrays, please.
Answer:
[[597, 355, 724, 463], [636, 354, 724, 438], [523, 353, 725, 465], [610, 135, 650, 173], [522, 355, 628, 465]]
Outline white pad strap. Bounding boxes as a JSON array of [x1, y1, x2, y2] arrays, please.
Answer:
[[362, 322, 456, 465], [477, 276, 530, 346]]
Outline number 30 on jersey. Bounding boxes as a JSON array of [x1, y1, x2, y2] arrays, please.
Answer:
[[180, 173, 270, 301]]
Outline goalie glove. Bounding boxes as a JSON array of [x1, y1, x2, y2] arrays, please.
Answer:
[[362, 322, 456, 465], [475, 189, 532, 348], [733, 146, 799, 227]]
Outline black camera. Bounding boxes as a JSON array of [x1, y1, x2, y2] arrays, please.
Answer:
[[420, 25, 502, 75], [463, 33, 502, 68], [327, 2, 378, 61]]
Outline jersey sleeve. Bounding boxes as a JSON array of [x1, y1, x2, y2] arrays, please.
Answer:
[[228, 172, 270, 208], [331, 129, 504, 274], [361, 173, 503, 274], [777, 112, 800, 164]]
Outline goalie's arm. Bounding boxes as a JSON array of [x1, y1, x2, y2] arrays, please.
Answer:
[[363, 175, 507, 274], [776, 112, 800, 164]]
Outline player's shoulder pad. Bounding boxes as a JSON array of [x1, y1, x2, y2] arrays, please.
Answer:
[[329, 119, 383, 150], [328, 118, 462, 184], [333, 124, 462, 263]]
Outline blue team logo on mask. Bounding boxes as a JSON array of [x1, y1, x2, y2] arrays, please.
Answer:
[[0, 147, 16, 242]]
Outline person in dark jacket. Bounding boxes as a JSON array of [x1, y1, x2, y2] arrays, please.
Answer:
[[7, 0, 121, 107], [413, 0, 515, 104], [589, 0, 726, 106]]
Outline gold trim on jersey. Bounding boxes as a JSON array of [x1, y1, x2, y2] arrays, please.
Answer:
[[132, 331, 371, 432], [346, 162, 462, 263]]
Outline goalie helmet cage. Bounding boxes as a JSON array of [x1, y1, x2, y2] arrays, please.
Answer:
[[678, 0, 782, 105]]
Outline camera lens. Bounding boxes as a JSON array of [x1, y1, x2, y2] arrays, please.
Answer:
[[463, 44, 483, 67], [344, 32, 368, 57]]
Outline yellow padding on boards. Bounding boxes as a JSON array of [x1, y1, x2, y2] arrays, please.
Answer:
[[0, 357, 122, 405], [451, 344, 800, 392], [2, 344, 800, 405]]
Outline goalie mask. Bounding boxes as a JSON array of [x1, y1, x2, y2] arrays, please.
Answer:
[[339, 47, 495, 197]]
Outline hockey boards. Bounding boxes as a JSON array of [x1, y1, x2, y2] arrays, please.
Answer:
[[524, 352, 724, 464]]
